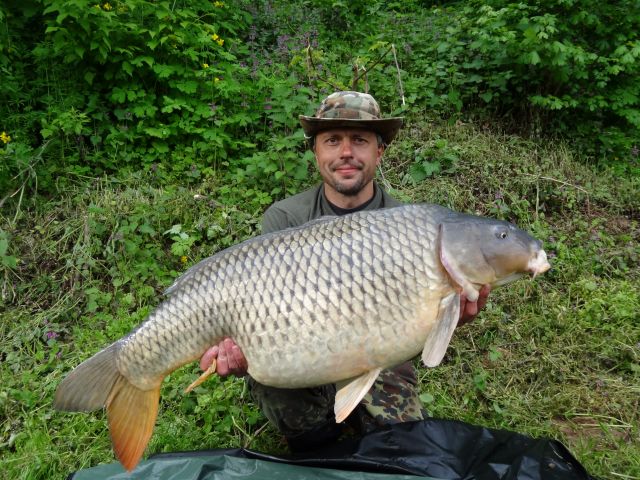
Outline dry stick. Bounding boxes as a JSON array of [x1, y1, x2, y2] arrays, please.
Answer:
[[377, 165, 393, 193], [521, 173, 589, 194], [306, 42, 343, 92], [351, 44, 394, 90], [391, 44, 405, 106], [0, 140, 50, 214], [230, 413, 271, 449], [521, 172, 591, 215]]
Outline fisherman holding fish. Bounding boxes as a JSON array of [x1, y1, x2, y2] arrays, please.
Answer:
[[199, 91, 492, 451], [55, 90, 551, 471]]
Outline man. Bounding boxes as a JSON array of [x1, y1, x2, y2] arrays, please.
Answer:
[[200, 91, 490, 451]]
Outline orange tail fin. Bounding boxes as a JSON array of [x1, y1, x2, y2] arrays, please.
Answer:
[[107, 377, 161, 471], [54, 342, 161, 471]]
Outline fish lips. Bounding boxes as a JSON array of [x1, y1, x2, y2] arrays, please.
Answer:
[[527, 249, 551, 278]]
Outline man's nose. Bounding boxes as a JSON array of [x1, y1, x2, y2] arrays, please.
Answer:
[[340, 139, 353, 156]]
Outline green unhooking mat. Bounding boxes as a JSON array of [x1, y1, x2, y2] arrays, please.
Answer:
[[69, 419, 596, 480]]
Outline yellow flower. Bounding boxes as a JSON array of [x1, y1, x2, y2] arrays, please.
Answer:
[[217, 38, 224, 47], [214, 77, 220, 82], [93, 4, 101, 9], [214, 1, 225, 7], [202, 63, 209, 69], [0, 131, 11, 144], [211, 33, 219, 41], [180, 255, 188, 264], [102, 2, 112, 10]]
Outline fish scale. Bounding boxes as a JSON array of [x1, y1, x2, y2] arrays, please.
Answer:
[[54, 203, 550, 471]]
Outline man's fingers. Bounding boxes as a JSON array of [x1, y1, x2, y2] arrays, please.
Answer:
[[477, 284, 491, 311], [223, 339, 248, 376], [464, 297, 478, 318], [200, 338, 249, 378], [230, 345, 248, 374], [200, 345, 219, 371], [217, 340, 231, 376], [458, 295, 466, 320], [222, 338, 237, 371]]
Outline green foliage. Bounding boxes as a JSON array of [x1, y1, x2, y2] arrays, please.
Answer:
[[3, 119, 639, 479], [403, 1, 640, 165], [406, 138, 460, 183], [37, 0, 255, 173], [1, 2, 639, 477], [0, 227, 18, 276], [2, 0, 638, 198], [0, 0, 320, 195]]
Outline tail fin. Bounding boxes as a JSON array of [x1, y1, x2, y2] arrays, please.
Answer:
[[54, 343, 161, 471]]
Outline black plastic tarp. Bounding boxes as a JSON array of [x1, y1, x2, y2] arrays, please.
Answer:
[[69, 418, 595, 480]]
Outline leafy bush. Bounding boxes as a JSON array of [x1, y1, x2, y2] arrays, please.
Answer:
[[2, 0, 638, 198], [400, 1, 640, 165], [1, 0, 316, 195]]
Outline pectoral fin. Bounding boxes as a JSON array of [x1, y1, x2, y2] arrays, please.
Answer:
[[421, 293, 460, 367], [334, 368, 382, 423]]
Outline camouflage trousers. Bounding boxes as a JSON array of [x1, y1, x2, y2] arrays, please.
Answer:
[[246, 361, 425, 446]]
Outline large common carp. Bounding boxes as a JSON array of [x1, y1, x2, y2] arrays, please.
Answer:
[[54, 204, 550, 471]]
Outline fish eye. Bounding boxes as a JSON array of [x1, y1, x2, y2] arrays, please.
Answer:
[[496, 230, 509, 239]]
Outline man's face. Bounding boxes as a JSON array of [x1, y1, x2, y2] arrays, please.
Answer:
[[314, 129, 384, 197]]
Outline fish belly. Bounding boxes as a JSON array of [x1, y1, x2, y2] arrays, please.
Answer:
[[236, 284, 451, 387]]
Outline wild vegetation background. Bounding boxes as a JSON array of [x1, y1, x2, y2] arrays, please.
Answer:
[[1, 1, 638, 478]]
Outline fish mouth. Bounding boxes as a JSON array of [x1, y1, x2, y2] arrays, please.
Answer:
[[527, 249, 551, 278]]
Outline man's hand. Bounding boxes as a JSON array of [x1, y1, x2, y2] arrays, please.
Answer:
[[200, 337, 248, 378], [458, 284, 491, 327]]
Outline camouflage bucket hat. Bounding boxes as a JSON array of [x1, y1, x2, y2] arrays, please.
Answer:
[[299, 91, 404, 145]]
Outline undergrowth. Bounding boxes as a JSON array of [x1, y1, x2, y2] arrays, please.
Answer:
[[1, 120, 638, 479]]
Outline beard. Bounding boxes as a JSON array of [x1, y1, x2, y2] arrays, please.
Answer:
[[328, 161, 376, 196], [332, 176, 368, 196]]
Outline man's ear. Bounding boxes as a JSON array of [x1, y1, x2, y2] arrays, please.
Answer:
[[376, 145, 385, 166]]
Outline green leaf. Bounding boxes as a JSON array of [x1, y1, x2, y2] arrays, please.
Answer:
[[3, 256, 18, 268], [175, 81, 198, 94], [84, 71, 95, 85], [419, 393, 435, 404], [422, 161, 441, 176], [409, 163, 427, 183], [122, 62, 133, 76], [110, 88, 126, 103], [164, 224, 183, 236], [488, 348, 502, 362], [144, 127, 171, 138], [153, 64, 175, 78], [480, 92, 493, 102], [138, 224, 156, 235]]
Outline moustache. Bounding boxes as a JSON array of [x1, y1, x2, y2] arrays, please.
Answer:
[[331, 162, 364, 172]]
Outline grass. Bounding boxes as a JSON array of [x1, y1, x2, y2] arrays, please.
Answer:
[[1, 120, 639, 479]]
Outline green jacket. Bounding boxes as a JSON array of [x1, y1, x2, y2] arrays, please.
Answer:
[[262, 182, 402, 234]]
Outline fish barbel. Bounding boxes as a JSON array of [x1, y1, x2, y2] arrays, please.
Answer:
[[54, 204, 550, 470]]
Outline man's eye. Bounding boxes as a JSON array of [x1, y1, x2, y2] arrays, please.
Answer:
[[353, 137, 366, 144]]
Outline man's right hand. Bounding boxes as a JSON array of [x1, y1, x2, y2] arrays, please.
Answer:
[[200, 337, 248, 378]]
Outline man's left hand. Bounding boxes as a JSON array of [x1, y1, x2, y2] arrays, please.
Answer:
[[458, 284, 491, 327]]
